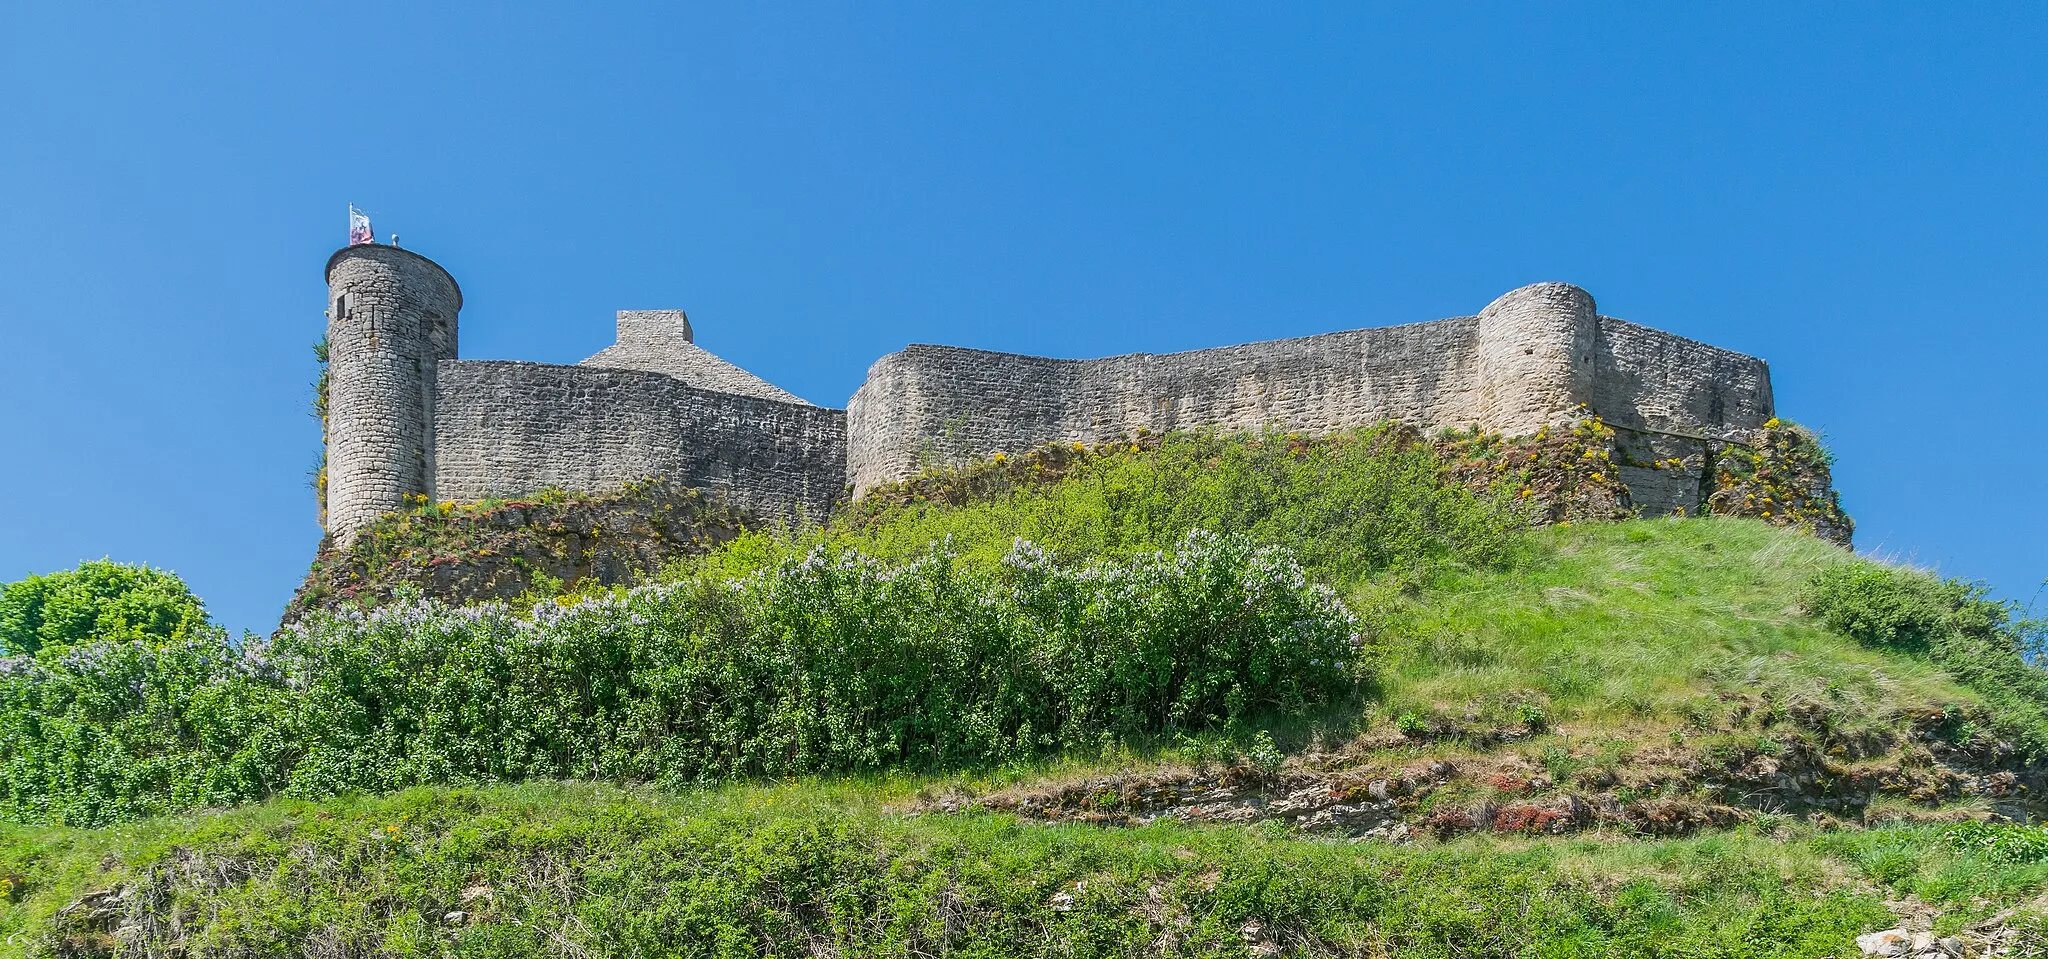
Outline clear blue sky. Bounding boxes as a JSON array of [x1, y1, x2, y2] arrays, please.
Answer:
[[2, 4, 2042, 634]]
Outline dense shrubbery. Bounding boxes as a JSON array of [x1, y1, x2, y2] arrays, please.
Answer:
[[1943, 820, 2048, 865], [0, 633, 291, 825], [1805, 562, 2048, 756], [812, 427, 1530, 589], [0, 560, 210, 656], [0, 532, 1360, 826]]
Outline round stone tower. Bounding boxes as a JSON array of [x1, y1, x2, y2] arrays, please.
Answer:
[[1473, 281, 1599, 436], [324, 245, 461, 545]]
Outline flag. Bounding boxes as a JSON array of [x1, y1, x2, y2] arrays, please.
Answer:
[[348, 205, 374, 246]]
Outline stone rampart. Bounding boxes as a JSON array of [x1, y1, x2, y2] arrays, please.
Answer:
[[319, 240, 1781, 544], [1589, 317, 1774, 439], [847, 317, 1484, 494], [845, 283, 1776, 510], [432, 361, 846, 525]]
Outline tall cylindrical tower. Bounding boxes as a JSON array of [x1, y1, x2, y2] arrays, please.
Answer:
[[324, 245, 461, 545], [1473, 282, 1598, 436]]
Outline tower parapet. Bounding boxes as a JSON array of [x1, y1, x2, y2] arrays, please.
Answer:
[[324, 245, 462, 545]]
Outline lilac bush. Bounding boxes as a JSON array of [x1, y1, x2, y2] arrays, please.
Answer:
[[0, 531, 1361, 825]]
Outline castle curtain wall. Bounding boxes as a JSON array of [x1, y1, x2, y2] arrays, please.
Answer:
[[846, 291, 1777, 519], [845, 317, 1486, 495], [317, 242, 1782, 543], [432, 361, 847, 524], [1589, 317, 1774, 439]]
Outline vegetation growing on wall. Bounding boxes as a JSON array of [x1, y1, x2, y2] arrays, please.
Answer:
[[1435, 417, 1635, 526], [834, 425, 1531, 587], [283, 480, 758, 624], [1711, 419, 1854, 545], [310, 335, 328, 526]]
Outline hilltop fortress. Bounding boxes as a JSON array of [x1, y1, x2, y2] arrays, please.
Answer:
[[323, 244, 1777, 546]]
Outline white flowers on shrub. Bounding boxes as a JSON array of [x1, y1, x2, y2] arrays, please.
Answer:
[[4, 531, 1362, 822]]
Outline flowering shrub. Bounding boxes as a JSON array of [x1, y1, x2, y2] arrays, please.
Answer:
[[278, 530, 1359, 791], [0, 632, 292, 825], [0, 532, 1360, 825]]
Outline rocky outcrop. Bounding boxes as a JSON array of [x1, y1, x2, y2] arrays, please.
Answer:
[[280, 480, 757, 626]]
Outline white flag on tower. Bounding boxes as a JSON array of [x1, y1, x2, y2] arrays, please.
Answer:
[[348, 205, 374, 246]]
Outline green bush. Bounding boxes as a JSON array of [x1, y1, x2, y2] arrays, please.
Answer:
[[0, 532, 1361, 825], [1943, 820, 2048, 865], [0, 559, 210, 655], [1802, 564, 1984, 654], [805, 427, 1530, 589], [279, 530, 1359, 794], [1805, 562, 2048, 756], [0, 631, 292, 825]]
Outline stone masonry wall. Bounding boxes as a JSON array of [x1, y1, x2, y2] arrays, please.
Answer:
[[845, 283, 1777, 510], [325, 246, 461, 545], [1591, 317, 1774, 440], [847, 317, 1485, 494], [432, 360, 846, 524], [322, 247, 1779, 545]]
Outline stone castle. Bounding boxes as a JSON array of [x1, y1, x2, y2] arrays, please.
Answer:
[[323, 243, 1777, 546]]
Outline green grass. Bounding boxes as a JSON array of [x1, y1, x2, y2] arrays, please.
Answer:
[[7, 432, 2045, 955], [0, 780, 1954, 958], [7, 779, 2047, 958], [690, 426, 1529, 588], [1363, 517, 1970, 733], [4, 519, 2040, 956]]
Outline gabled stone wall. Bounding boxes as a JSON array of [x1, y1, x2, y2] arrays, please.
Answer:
[[432, 361, 846, 526]]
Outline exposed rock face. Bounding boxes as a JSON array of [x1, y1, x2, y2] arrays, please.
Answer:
[[281, 480, 754, 626], [1707, 422, 1855, 546], [919, 698, 2044, 840]]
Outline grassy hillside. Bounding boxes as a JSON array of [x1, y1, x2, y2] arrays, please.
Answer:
[[3, 429, 2043, 957], [0, 781, 1976, 958]]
